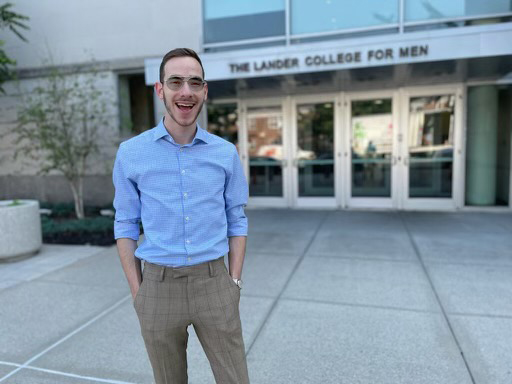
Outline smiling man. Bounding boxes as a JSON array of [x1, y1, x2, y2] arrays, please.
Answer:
[[113, 48, 250, 384]]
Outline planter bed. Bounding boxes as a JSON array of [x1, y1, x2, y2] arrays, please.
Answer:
[[40, 203, 117, 246], [42, 216, 116, 246]]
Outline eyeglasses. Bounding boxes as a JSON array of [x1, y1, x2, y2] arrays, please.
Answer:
[[164, 76, 206, 91]]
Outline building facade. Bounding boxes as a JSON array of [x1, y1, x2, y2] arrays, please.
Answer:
[[2, 0, 512, 211], [0, 0, 202, 205]]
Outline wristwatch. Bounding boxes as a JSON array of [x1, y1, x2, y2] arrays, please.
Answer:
[[232, 278, 243, 289]]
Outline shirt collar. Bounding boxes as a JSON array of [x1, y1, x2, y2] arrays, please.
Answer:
[[152, 118, 210, 145]]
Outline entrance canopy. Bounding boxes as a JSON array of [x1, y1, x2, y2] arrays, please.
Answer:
[[203, 55, 512, 100], [145, 22, 512, 85]]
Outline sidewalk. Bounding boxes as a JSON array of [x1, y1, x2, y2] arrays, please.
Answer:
[[0, 210, 511, 384]]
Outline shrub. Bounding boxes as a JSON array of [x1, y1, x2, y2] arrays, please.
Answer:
[[40, 203, 116, 245]]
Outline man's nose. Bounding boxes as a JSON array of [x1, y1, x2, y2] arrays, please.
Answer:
[[179, 81, 194, 95]]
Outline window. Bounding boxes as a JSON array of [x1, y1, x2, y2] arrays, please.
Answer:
[[118, 74, 155, 135], [405, 0, 512, 22], [207, 103, 239, 147], [291, 0, 398, 35], [203, 0, 285, 44], [408, 95, 455, 198], [203, 0, 512, 49]]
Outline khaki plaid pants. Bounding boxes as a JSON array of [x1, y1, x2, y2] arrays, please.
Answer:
[[133, 257, 250, 384]]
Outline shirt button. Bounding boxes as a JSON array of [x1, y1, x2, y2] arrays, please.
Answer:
[[186, 240, 190, 244], [188, 257, 191, 261], [180, 148, 183, 152], [183, 192, 188, 198], [185, 216, 190, 221], [181, 169, 186, 174]]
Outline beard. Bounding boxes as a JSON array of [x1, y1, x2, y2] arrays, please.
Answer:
[[163, 92, 205, 128]]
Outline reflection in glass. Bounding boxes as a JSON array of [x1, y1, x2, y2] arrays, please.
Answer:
[[408, 95, 455, 198], [405, 0, 512, 22], [207, 103, 238, 147], [248, 107, 283, 197], [351, 99, 393, 197], [203, 0, 285, 43], [297, 103, 334, 197], [291, 0, 398, 35]]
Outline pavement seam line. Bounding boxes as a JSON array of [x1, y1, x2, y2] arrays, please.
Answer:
[[0, 294, 131, 383], [305, 253, 419, 263], [0, 361, 136, 384], [242, 293, 279, 299], [0, 246, 111, 288], [281, 296, 441, 314], [245, 211, 331, 356], [22, 365, 137, 384], [448, 312, 512, 320], [34, 278, 125, 289], [492, 215, 512, 233], [399, 212, 477, 384], [427, 259, 512, 268], [0, 361, 21, 367], [245, 251, 300, 258]]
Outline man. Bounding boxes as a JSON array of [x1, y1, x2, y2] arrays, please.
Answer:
[[113, 48, 250, 384]]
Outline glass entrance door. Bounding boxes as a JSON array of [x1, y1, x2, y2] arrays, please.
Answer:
[[245, 104, 288, 206], [237, 87, 462, 210], [293, 97, 337, 207], [401, 88, 463, 210], [346, 94, 398, 208]]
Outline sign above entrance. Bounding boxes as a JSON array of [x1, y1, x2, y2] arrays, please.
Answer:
[[229, 45, 428, 75], [144, 23, 512, 83]]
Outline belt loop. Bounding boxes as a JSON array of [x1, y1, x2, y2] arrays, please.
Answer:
[[208, 261, 214, 277], [159, 266, 165, 281]]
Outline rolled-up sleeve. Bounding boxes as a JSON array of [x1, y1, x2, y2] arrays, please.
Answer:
[[113, 145, 141, 240], [224, 146, 249, 237]]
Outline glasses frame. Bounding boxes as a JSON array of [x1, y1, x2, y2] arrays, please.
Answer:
[[164, 76, 207, 91]]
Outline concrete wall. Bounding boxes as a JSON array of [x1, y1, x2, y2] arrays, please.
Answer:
[[0, 70, 119, 205], [1, 0, 202, 205], [1, 71, 119, 172], [4, 0, 202, 69], [0, 175, 114, 206]]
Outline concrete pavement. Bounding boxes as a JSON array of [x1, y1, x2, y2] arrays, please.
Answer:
[[0, 210, 511, 383]]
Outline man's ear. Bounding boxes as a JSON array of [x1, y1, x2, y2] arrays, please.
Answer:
[[155, 82, 164, 100], [203, 82, 208, 101]]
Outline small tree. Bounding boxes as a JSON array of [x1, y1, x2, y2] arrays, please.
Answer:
[[15, 67, 111, 219], [0, 2, 29, 93]]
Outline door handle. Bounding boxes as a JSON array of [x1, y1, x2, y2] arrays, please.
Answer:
[[293, 159, 299, 167], [281, 159, 288, 167]]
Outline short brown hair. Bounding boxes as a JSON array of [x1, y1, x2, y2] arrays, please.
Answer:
[[159, 48, 205, 83]]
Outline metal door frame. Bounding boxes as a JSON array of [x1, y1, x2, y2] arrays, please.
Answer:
[[291, 93, 340, 208], [399, 85, 464, 210], [240, 97, 291, 207], [343, 90, 400, 209]]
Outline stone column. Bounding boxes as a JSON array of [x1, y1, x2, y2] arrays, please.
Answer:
[[466, 85, 498, 205]]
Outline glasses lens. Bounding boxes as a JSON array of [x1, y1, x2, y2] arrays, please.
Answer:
[[166, 77, 184, 90], [165, 77, 204, 91], [188, 78, 204, 91]]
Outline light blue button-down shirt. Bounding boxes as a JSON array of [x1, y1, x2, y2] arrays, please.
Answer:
[[113, 119, 248, 267]]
